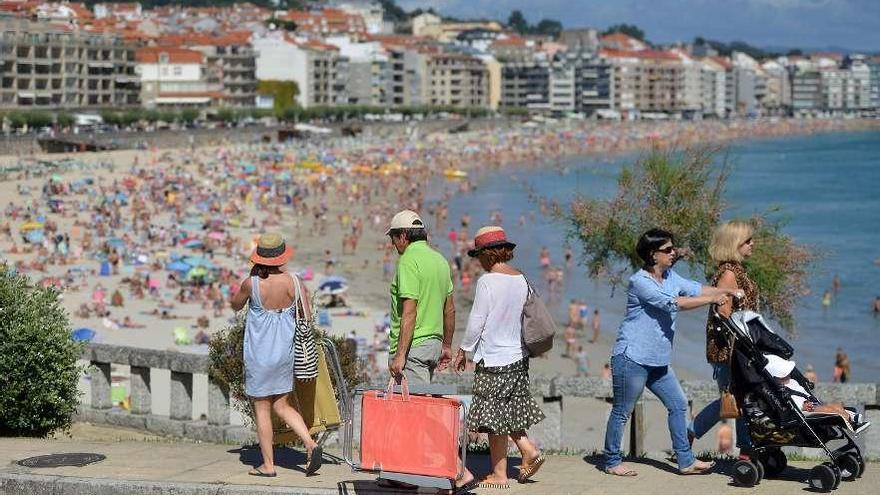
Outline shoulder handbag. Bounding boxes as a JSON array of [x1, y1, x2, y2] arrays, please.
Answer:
[[520, 275, 557, 357], [719, 336, 740, 419], [291, 274, 319, 381]]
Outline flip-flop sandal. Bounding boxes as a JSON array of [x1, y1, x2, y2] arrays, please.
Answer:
[[518, 453, 546, 482], [248, 467, 277, 477], [305, 446, 323, 475], [477, 481, 510, 489], [604, 467, 637, 477]]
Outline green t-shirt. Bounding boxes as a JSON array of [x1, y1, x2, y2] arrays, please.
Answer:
[[389, 241, 453, 354]]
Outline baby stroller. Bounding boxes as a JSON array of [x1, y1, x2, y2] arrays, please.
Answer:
[[714, 309, 869, 492]]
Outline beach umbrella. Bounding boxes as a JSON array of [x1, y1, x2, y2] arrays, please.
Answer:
[[186, 266, 208, 280], [71, 328, 96, 342], [184, 239, 204, 249], [207, 231, 225, 241], [25, 230, 45, 243], [20, 221, 44, 232], [166, 260, 191, 273]]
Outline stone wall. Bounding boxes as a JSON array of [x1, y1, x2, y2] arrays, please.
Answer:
[[77, 344, 879, 458], [0, 117, 513, 156]]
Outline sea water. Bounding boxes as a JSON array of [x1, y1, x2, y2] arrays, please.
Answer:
[[432, 130, 880, 382]]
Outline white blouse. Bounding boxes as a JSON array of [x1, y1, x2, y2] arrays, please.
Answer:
[[460, 272, 528, 367]]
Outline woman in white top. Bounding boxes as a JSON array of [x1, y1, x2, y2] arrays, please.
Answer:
[[453, 226, 546, 489]]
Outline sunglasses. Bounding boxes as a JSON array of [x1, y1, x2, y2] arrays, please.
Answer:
[[741, 237, 753, 246], [656, 246, 675, 254]]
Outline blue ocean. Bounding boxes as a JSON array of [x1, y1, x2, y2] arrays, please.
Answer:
[[431, 130, 880, 382]]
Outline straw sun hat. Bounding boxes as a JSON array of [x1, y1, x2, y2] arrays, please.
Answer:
[[467, 226, 516, 257], [250, 233, 293, 266]]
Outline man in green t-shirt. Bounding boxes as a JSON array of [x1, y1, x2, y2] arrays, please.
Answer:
[[385, 209, 455, 383]]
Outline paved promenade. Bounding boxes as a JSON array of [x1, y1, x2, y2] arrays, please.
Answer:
[[1, 425, 876, 495]]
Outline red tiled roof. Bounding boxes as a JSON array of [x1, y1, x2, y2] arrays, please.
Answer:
[[136, 46, 204, 64], [157, 31, 252, 47], [366, 34, 429, 48], [491, 36, 527, 47], [600, 48, 680, 62]]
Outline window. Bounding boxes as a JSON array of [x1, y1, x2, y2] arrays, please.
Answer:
[[173, 66, 182, 76]]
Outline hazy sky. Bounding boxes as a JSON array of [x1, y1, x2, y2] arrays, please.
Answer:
[[399, 0, 879, 51]]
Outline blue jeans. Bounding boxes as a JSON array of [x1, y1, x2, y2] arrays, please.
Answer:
[[603, 353, 695, 470], [690, 364, 752, 449]]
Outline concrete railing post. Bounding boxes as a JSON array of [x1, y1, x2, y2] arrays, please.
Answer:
[[169, 371, 193, 421], [628, 401, 645, 458], [90, 361, 112, 410], [207, 378, 230, 426], [129, 366, 151, 415]]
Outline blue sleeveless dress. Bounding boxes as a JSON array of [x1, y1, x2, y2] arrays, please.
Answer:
[[243, 273, 298, 398]]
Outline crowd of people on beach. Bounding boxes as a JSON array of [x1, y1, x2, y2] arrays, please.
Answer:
[[2, 116, 877, 485]]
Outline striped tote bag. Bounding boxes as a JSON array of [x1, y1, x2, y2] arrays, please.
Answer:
[[292, 274, 319, 380]]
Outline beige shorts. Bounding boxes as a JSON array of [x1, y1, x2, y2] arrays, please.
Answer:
[[389, 338, 441, 384]]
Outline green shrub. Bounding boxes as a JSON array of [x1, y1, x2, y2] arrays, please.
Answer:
[[56, 112, 75, 128], [559, 146, 814, 332], [5, 111, 28, 129], [208, 310, 364, 425], [0, 266, 85, 437]]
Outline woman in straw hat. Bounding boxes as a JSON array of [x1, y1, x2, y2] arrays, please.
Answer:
[[453, 226, 546, 489], [230, 233, 322, 477]]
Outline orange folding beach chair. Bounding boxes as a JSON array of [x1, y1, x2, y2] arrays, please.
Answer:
[[343, 377, 466, 490]]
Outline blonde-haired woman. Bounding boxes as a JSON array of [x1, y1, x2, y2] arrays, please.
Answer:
[[690, 220, 759, 455]]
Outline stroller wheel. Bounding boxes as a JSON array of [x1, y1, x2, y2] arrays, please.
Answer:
[[753, 457, 765, 483], [733, 459, 760, 488], [809, 464, 837, 492], [763, 449, 788, 477], [838, 453, 860, 481]]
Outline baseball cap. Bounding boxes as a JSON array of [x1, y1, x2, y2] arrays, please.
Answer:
[[764, 353, 796, 378], [385, 210, 425, 235]]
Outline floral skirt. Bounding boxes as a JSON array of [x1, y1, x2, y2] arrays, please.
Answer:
[[467, 358, 545, 435]]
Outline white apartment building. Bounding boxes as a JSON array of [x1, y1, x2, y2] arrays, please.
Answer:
[[673, 50, 703, 116], [844, 57, 872, 111], [821, 68, 846, 111], [325, 35, 388, 106], [252, 33, 349, 107], [700, 57, 727, 118], [136, 47, 219, 107], [760, 60, 791, 114], [332, 1, 389, 34], [548, 63, 576, 113]]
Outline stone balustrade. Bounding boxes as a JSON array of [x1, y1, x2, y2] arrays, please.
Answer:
[[77, 343, 880, 456]]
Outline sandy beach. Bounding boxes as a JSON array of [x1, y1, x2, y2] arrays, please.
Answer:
[[2, 117, 879, 392]]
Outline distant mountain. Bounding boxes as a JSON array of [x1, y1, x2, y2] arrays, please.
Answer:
[[762, 44, 877, 55]]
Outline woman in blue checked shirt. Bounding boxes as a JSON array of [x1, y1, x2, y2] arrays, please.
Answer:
[[603, 229, 744, 477]]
